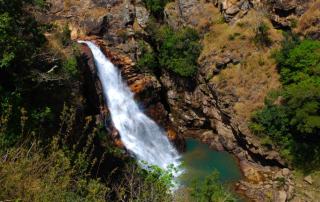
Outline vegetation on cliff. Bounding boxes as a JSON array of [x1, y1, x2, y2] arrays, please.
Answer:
[[138, 17, 201, 77], [0, 0, 237, 201], [249, 33, 320, 171]]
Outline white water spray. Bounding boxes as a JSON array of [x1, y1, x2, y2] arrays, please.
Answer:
[[78, 41, 181, 170]]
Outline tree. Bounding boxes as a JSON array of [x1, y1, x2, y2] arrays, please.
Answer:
[[189, 170, 236, 202], [246, 9, 267, 37], [0, 0, 49, 69], [159, 27, 200, 77]]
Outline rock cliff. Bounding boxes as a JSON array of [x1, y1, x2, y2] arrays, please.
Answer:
[[35, 0, 320, 201]]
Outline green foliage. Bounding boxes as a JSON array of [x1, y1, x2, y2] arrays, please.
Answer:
[[264, 89, 284, 106], [249, 35, 320, 170], [275, 177, 286, 189], [106, 160, 183, 201], [216, 15, 225, 24], [253, 22, 272, 47], [261, 138, 273, 147], [0, 0, 49, 68], [229, 33, 241, 40], [53, 22, 71, 46], [63, 57, 79, 80], [0, 105, 108, 201], [290, 18, 298, 28], [208, 73, 214, 80], [137, 40, 158, 74], [143, 0, 166, 17], [189, 170, 236, 202], [159, 27, 200, 77], [228, 34, 235, 40]]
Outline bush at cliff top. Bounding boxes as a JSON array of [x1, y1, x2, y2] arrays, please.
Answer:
[[159, 27, 200, 77]]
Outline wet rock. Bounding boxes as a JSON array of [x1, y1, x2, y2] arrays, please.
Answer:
[[239, 160, 262, 181], [79, 43, 105, 115], [217, 121, 237, 151], [199, 130, 215, 144], [303, 175, 313, 185], [273, 191, 287, 202], [210, 135, 225, 151]]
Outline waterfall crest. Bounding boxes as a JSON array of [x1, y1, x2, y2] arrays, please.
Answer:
[[78, 41, 180, 170]]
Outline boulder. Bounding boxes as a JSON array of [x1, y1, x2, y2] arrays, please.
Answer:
[[226, 6, 239, 15], [240, 0, 249, 11], [303, 175, 313, 185], [210, 135, 225, 151], [304, 190, 314, 199], [80, 16, 107, 35], [273, 191, 287, 202], [239, 160, 262, 181], [290, 197, 301, 202], [287, 185, 294, 199], [167, 90, 178, 100], [273, 170, 283, 179], [282, 168, 290, 176], [136, 6, 149, 28]]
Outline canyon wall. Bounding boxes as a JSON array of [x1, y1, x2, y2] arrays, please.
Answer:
[[35, 0, 320, 201]]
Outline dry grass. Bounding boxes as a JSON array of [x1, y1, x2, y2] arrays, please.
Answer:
[[295, 0, 320, 35], [199, 10, 283, 121], [210, 52, 281, 121]]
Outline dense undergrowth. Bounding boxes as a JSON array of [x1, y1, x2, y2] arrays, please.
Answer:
[[249, 32, 320, 172]]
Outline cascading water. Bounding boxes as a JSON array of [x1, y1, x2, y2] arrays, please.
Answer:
[[78, 41, 181, 170]]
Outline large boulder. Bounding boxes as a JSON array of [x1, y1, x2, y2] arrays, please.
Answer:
[[135, 6, 149, 28], [273, 191, 287, 202]]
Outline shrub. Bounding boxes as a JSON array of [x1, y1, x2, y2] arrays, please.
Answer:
[[236, 22, 245, 28], [228, 34, 235, 40], [253, 22, 272, 47], [207, 73, 214, 80], [159, 27, 200, 77], [0, 105, 108, 201], [143, 0, 166, 17], [261, 138, 273, 146], [216, 15, 225, 24], [189, 170, 236, 202], [137, 40, 158, 74], [290, 18, 298, 28]]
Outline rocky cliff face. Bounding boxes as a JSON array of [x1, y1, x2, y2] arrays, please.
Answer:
[[35, 0, 320, 201]]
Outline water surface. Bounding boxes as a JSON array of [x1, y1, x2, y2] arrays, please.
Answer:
[[180, 138, 249, 201]]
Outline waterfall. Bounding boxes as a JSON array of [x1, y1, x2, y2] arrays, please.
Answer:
[[78, 41, 181, 170]]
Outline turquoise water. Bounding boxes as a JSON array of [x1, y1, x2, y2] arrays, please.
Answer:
[[180, 138, 244, 187], [179, 138, 248, 201]]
